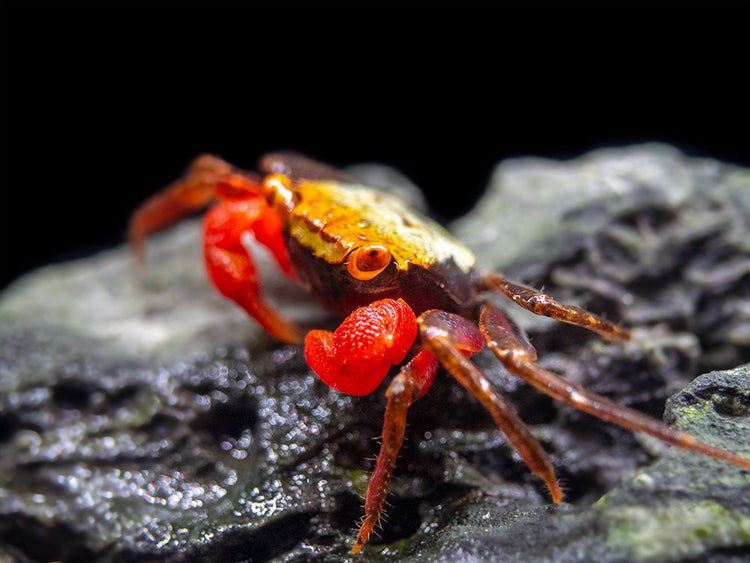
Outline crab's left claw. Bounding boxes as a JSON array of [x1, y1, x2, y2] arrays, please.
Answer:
[[304, 298, 418, 396]]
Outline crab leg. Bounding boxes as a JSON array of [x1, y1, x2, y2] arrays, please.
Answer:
[[483, 272, 631, 342], [128, 154, 235, 264], [479, 304, 750, 470], [352, 350, 439, 554], [418, 310, 563, 504]]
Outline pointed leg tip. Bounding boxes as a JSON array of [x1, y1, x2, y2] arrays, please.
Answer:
[[550, 481, 564, 504], [350, 542, 364, 555], [351, 532, 368, 555], [351, 516, 377, 554], [536, 467, 564, 504]]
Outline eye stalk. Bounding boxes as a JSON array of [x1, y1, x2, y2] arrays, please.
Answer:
[[347, 244, 392, 281]]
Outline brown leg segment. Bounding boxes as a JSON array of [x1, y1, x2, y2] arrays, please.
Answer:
[[352, 350, 439, 554], [418, 310, 563, 505], [479, 304, 750, 470], [128, 155, 234, 263], [483, 272, 631, 342]]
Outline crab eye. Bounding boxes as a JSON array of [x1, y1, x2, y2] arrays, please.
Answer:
[[347, 245, 392, 281]]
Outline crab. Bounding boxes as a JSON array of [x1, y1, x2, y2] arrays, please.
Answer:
[[129, 152, 750, 554]]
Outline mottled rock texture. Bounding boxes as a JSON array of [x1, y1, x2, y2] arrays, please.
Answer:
[[1, 145, 748, 561]]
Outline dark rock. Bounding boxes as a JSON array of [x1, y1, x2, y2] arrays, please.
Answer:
[[1, 144, 748, 561], [399, 364, 750, 562]]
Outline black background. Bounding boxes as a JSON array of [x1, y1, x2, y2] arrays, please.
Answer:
[[1, 1, 748, 288]]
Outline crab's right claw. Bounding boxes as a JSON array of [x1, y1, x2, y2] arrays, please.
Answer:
[[203, 195, 302, 345]]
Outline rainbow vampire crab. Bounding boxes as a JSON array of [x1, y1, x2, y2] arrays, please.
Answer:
[[129, 152, 750, 554]]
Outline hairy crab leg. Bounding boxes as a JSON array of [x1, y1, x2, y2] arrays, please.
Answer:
[[352, 350, 439, 555], [480, 304, 750, 470], [483, 272, 631, 342], [418, 310, 563, 505]]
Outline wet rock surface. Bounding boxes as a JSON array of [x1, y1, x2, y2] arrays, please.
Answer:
[[400, 365, 750, 562], [1, 144, 749, 561]]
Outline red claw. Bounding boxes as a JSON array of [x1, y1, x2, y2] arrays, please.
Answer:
[[305, 299, 418, 396]]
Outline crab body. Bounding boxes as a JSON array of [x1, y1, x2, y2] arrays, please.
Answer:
[[282, 179, 478, 317], [129, 152, 750, 554]]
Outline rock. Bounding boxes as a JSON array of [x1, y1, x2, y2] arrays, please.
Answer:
[[400, 364, 750, 563], [1, 144, 748, 561], [452, 143, 750, 370]]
